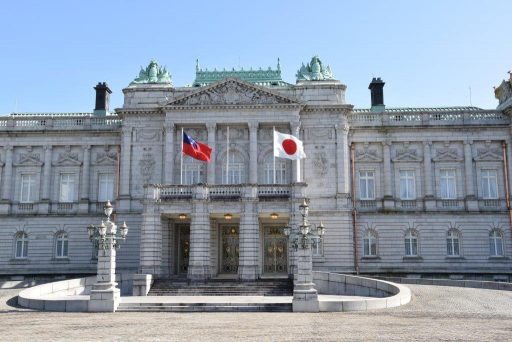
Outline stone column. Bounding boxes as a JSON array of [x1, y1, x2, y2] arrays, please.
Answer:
[[291, 122, 300, 183], [249, 122, 258, 184], [188, 184, 210, 280], [89, 225, 121, 312], [238, 185, 259, 280], [38, 145, 52, 214], [0, 145, 13, 214], [423, 142, 436, 210], [139, 202, 163, 276], [207, 123, 216, 184], [382, 141, 394, 209], [464, 140, 478, 211], [335, 122, 350, 208], [119, 126, 132, 210], [79, 145, 91, 213], [163, 123, 175, 184], [292, 241, 319, 312]]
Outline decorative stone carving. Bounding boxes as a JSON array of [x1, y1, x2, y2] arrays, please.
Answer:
[[136, 128, 162, 142], [393, 148, 422, 162], [313, 151, 329, 176], [170, 79, 294, 106], [53, 151, 82, 166], [433, 148, 462, 162], [15, 153, 43, 166], [308, 128, 333, 140], [130, 59, 172, 85], [474, 148, 503, 161], [494, 71, 512, 105], [95, 151, 118, 165], [296, 56, 335, 81], [355, 149, 382, 162], [139, 153, 156, 183]]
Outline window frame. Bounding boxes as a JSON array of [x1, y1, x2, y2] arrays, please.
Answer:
[[59, 173, 76, 203], [55, 232, 69, 259], [481, 169, 499, 200], [14, 232, 29, 259], [489, 229, 505, 257], [404, 229, 419, 257], [446, 229, 461, 257], [20, 173, 36, 203], [439, 169, 457, 200], [98, 173, 115, 202], [399, 170, 416, 200], [362, 230, 378, 257], [359, 170, 376, 200]]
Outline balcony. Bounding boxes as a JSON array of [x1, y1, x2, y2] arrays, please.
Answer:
[[478, 199, 506, 211], [147, 184, 295, 202], [51, 202, 77, 214]]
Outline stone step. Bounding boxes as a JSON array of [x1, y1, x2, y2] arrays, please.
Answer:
[[117, 303, 292, 312]]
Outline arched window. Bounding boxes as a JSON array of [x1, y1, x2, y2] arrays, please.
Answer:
[[490, 229, 504, 257], [404, 229, 418, 256], [363, 230, 378, 257], [55, 232, 69, 258], [183, 158, 205, 185], [446, 229, 461, 256], [14, 232, 28, 259], [222, 151, 245, 184], [263, 154, 287, 184]]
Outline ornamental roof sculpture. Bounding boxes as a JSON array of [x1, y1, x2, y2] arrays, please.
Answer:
[[494, 71, 512, 105], [130, 59, 172, 85], [193, 59, 288, 87], [296, 55, 335, 82]]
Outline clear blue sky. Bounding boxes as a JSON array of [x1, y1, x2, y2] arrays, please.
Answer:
[[0, 0, 510, 114]]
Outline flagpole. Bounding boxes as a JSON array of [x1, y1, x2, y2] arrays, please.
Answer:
[[273, 126, 276, 184], [226, 126, 229, 184], [297, 159, 301, 183], [180, 127, 183, 185]]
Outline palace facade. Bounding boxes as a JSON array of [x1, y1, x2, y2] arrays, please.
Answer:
[[1, 57, 512, 281]]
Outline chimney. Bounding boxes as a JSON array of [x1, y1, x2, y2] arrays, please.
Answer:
[[93, 82, 112, 116], [368, 77, 385, 112]]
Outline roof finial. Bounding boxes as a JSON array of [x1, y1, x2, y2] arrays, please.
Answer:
[[277, 57, 281, 71], [196, 59, 200, 72]]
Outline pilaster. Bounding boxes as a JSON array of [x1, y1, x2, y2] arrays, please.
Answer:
[[119, 126, 132, 210], [207, 123, 216, 184], [188, 185, 211, 280], [139, 205, 163, 276], [423, 141, 436, 210], [335, 122, 350, 208], [0, 145, 12, 214], [39, 145, 52, 214], [79, 145, 91, 213], [238, 185, 259, 280], [163, 123, 175, 184], [382, 141, 394, 210], [464, 140, 478, 211], [248, 121, 258, 184]]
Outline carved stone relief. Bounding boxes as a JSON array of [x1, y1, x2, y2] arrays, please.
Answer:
[[313, 150, 329, 177], [393, 148, 422, 162], [136, 128, 161, 142], [433, 148, 462, 162], [139, 153, 156, 184], [355, 149, 382, 162]]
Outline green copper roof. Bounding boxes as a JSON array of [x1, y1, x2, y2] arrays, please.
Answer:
[[192, 59, 289, 87]]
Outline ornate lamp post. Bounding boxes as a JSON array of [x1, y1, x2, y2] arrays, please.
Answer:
[[87, 201, 128, 312], [284, 198, 325, 312]]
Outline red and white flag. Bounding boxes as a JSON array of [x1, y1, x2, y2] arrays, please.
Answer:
[[273, 130, 306, 160]]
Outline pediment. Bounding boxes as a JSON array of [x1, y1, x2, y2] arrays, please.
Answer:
[[355, 149, 382, 162], [474, 148, 502, 161], [164, 78, 299, 107], [432, 148, 462, 162], [52, 153, 82, 167], [14, 153, 43, 167], [392, 149, 422, 162], [94, 152, 118, 166]]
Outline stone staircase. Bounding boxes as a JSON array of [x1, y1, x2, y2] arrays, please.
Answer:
[[147, 278, 293, 297], [117, 302, 292, 312]]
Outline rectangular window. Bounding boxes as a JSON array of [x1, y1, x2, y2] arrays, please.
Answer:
[[359, 170, 375, 200], [399, 170, 416, 200], [59, 173, 75, 203], [20, 174, 35, 203], [312, 238, 323, 256], [264, 163, 287, 184], [440, 169, 457, 199], [184, 164, 204, 185], [481, 169, 498, 199], [98, 173, 115, 202], [222, 164, 243, 184]]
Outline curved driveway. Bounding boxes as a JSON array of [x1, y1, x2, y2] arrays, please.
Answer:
[[1, 284, 511, 341]]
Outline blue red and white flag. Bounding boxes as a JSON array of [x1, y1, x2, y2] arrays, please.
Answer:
[[182, 131, 212, 162]]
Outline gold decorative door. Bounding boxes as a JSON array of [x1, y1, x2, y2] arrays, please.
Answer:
[[264, 226, 288, 274], [221, 225, 239, 274], [177, 225, 190, 275]]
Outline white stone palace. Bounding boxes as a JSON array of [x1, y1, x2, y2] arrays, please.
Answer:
[[1, 57, 512, 282]]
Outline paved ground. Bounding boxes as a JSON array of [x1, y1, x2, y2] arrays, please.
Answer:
[[1, 285, 512, 341]]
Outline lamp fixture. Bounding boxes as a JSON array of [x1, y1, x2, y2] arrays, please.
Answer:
[[270, 213, 279, 220], [178, 213, 187, 220], [224, 213, 233, 220]]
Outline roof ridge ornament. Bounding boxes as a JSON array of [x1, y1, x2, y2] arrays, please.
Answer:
[[130, 59, 172, 85], [296, 55, 336, 82]]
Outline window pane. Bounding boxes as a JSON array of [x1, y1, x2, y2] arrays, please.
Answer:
[[98, 174, 115, 201], [364, 239, 369, 256], [60, 174, 75, 202], [405, 239, 411, 256]]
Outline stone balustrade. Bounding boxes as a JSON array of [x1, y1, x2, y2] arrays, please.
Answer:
[[350, 109, 509, 127], [0, 115, 122, 131], [145, 183, 296, 202]]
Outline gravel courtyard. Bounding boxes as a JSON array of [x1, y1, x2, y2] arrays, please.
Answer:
[[1, 284, 511, 341]]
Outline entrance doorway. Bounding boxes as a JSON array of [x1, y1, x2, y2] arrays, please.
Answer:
[[176, 224, 190, 275], [220, 225, 239, 274], [263, 226, 288, 275]]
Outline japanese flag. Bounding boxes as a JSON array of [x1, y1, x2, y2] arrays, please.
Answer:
[[274, 130, 306, 160]]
